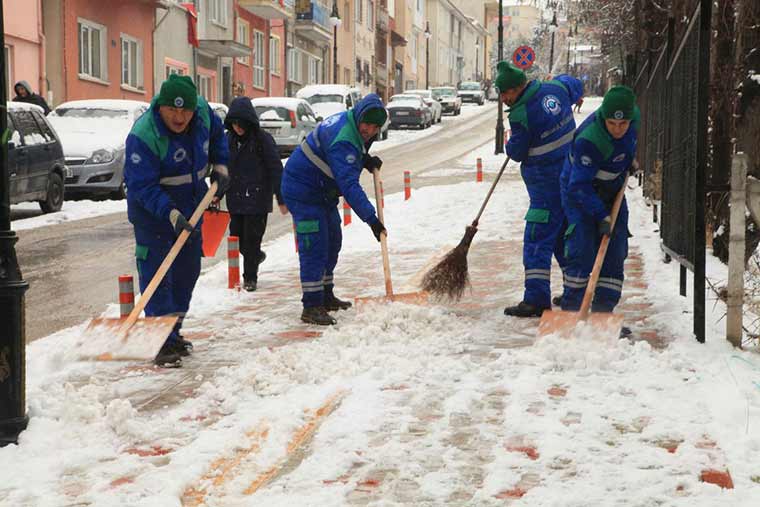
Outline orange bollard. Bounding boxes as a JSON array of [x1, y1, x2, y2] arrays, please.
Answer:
[[343, 198, 352, 226], [404, 171, 411, 200], [476, 157, 483, 182], [380, 181, 385, 208], [228, 236, 240, 289], [118, 275, 134, 319]]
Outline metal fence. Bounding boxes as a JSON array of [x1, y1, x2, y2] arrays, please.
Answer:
[[633, 0, 710, 342]]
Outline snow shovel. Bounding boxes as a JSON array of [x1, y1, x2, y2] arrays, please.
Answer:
[[76, 182, 219, 361], [355, 170, 428, 306], [537, 174, 628, 339], [201, 208, 230, 257]]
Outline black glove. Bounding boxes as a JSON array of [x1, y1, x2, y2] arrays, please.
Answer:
[[363, 154, 383, 173], [370, 220, 386, 242], [211, 164, 230, 198], [597, 216, 612, 237], [169, 209, 195, 236]]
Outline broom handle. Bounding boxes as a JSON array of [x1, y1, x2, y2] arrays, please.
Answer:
[[472, 155, 511, 227], [578, 173, 628, 321], [372, 170, 393, 297], [118, 182, 218, 336]]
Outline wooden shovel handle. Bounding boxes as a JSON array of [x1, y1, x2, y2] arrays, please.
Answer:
[[372, 170, 393, 297], [578, 173, 628, 320], [118, 182, 219, 336], [472, 155, 511, 228]]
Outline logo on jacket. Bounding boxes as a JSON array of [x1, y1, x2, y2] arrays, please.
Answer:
[[174, 97, 185, 108], [346, 154, 357, 164], [613, 153, 626, 162], [130, 153, 142, 165], [173, 148, 188, 163], [542, 95, 561, 116], [580, 155, 593, 166], [203, 140, 209, 155], [613, 110, 624, 120]]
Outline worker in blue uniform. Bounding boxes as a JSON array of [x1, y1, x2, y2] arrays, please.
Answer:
[[281, 93, 387, 326], [560, 86, 639, 315], [124, 75, 230, 365], [495, 61, 584, 317]]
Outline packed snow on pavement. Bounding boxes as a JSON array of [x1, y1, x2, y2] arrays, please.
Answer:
[[2, 105, 760, 507]]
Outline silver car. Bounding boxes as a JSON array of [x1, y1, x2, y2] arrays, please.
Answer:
[[404, 89, 442, 123], [252, 97, 320, 156], [47, 99, 149, 199]]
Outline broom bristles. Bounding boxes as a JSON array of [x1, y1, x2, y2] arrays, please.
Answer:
[[420, 225, 478, 302]]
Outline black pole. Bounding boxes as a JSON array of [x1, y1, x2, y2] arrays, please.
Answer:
[[494, 0, 504, 154], [549, 31, 555, 76], [0, 0, 30, 447], [566, 41, 570, 73], [333, 25, 338, 84], [426, 36, 429, 88]]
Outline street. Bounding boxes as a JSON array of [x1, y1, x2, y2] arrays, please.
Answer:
[[12, 104, 497, 343]]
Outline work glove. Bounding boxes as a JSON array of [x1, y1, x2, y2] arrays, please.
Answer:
[[363, 154, 383, 173], [370, 219, 386, 242], [597, 216, 612, 237], [169, 209, 195, 236], [211, 164, 230, 198]]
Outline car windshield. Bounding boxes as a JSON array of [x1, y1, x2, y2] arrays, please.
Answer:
[[459, 83, 480, 91], [304, 94, 344, 105], [51, 108, 129, 119], [390, 98, 420, 106], [255, 106, 290, 121], [407, 91, 430, 98], [432, 88, 456, 99]]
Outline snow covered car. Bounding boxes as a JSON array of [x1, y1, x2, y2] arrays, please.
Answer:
[[47, 99, 149, 199], [387, 94, 433, 129], [431, 86, 462, 115], [208, 102, 229, 122], [252, 97, 320, 156], [404, 89, 442, 123], [7, 102, 66, 213], [457, 81, 486, 105], [296, 84, 388, 140]]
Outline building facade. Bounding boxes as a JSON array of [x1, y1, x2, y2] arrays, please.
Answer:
[[154, 2, 196, 94], [3, 0, 45, 100]]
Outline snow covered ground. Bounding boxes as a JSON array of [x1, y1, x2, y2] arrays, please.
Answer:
[[3, 100, 760, 506], [10, 199, 127, 231]]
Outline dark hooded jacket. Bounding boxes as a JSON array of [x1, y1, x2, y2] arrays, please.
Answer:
[[224, 96, 284, 215], [13, 81, 51, 115]]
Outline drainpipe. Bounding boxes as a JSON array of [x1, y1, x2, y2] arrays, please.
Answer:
[[37, 0, 48, 103]]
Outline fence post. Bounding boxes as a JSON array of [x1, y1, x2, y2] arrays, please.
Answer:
[[343, 198, 352, 226], [476, 157, 483, 182], [118, 275, 135, 319], [404, 171, 411, 200], [228, 236, 240, 289], [726, 153, 746, 347]]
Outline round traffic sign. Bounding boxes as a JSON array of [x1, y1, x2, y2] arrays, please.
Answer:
[[512, 46, 535, 70]]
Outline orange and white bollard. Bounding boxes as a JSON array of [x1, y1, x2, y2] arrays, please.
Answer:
[[228, 236, 240, 289], [343, 198, 352, 226], [380, 181, 385, 208], [476, 157, 483, 182], [404, 171, 411, 200], [118, 275, 134, 318]]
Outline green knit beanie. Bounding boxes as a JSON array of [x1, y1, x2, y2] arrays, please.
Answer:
[[156, 74, 198, 111], [360, 107, 388, 127], [601, 86, 636, 120], [494, 61, 527, 92]]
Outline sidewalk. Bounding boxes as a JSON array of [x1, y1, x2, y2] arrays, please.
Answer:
[[4, 147, 760, 506]]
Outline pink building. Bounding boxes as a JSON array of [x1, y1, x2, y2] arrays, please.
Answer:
[[41, 0, 157, 106], [3, 0, 46, 100]]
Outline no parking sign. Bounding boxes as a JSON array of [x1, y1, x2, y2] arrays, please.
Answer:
[[512, 46, 535, 70]]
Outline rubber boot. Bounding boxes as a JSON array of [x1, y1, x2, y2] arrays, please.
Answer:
[[324, 291, 352, 311], [503, 301, 546, 318], [243, 279, 257, 292], [154, 341, 182, 367], [301, 306, 337, 326]]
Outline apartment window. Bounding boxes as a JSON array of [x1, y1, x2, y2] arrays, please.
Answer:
[[237, 19, 250, 65], [120, 35, 143, 89], [210, 0, 228, 26], [288, 47, 302, 84], [270, 36, 281, 75], [368, 0, 374, 29], [410, 34, 417, 69], [4, 46, 11, 97], [308, 56, 320, 84], [363, 61, 370, 86], [356, 58, 362, 83], [78, 18, 107, 80], [344, 1, 350, 31], [355, 0, 362, 25], [197, 73, 213, 99], [253, 30, 265, 89], [165, 65, 184, 79]]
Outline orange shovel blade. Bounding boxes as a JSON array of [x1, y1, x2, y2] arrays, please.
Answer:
[[75, 316, 179, 361], [201, 210, 230, 257], [354, 291, 429, 307], [537, 310, 624, 339]]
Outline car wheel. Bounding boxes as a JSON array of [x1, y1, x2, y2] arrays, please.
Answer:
[[110, 179, 127, 200], [39, 172, 64, 213]]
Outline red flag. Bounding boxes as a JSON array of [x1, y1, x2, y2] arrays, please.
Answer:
[[180, 3, 199, 48]]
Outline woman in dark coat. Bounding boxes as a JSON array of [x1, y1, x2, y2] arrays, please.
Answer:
[[222, 96, 287, 291]]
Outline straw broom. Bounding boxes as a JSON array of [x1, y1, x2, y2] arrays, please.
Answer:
[[421, 155, 511, 301]]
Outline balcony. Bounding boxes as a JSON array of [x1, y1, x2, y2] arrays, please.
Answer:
[[239, 0, 293, 19], [294, 1, 332, 44]]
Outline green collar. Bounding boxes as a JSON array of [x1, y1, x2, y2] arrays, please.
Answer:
[[508, 80, 541, 112]]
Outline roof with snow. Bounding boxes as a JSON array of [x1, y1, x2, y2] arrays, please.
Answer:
[[7, 102, 44, 113], [251, 97, 308, 110], [295, 84, 352, 98], [53, 99, 149, 111]]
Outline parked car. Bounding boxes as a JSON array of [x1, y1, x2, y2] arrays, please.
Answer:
[[487, 84, 499, 102], [252, 97, 320, 156], [457, 81, 486, 105], [404, 89, 442, 123], [47, 99, 149, 199], [296, 84, 388, 140], [208, 102, 229, 122], [7, 102, 66, 213], [431, 86, 462, 115], [387, 94, 432, 129]]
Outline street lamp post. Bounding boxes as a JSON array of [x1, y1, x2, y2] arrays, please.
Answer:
[[329, 2, 341, 84], [424, 22, 431, 89], [0, 0, 30, 448], [494, 0, 504, 154], [566, 26, 573, 74], [475, 40, 480, 81], [548, 11, 558, 76]]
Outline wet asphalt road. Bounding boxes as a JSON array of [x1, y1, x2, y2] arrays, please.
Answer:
[[12, 104, 499, 343]]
